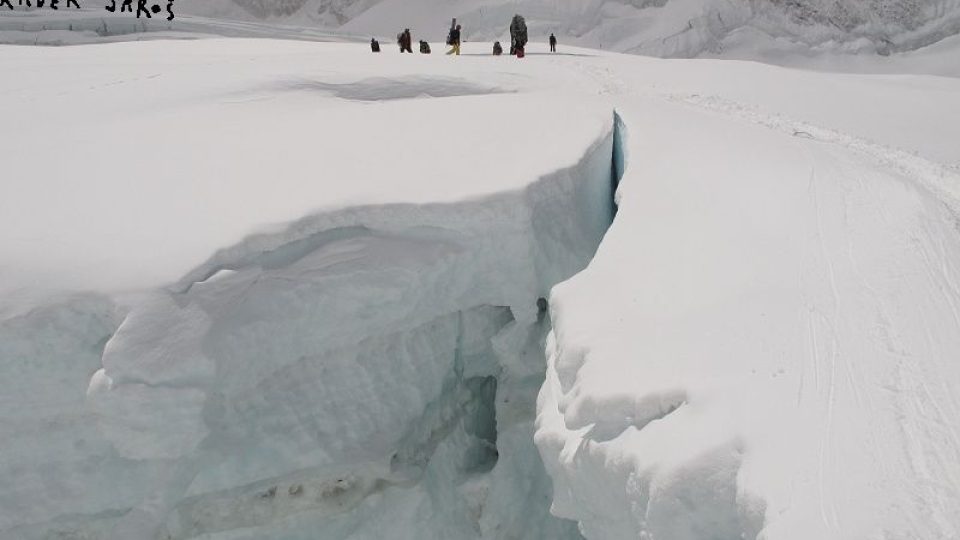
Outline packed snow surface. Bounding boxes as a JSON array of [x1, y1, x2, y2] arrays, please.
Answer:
[[2, 32, 960, 540], [0, 39, 607, 304], [540, 98, 960, 538]]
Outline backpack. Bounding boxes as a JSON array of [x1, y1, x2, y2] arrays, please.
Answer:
[[510, 15, 528, 47]]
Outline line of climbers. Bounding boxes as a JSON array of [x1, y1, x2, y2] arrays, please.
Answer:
[[368, 15, 558, 57]]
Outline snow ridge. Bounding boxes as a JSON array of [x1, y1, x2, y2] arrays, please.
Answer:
[[670, 92, 960, 211]]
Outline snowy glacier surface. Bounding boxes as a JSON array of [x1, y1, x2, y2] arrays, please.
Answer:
[[1, 39, 615, 540], [1, 35, 960, 540]]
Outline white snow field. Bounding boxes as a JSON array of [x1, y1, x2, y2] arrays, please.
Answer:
[[173, 0, 960, 60], [4, 0, 960, 72], [1, 34, 960, 540]]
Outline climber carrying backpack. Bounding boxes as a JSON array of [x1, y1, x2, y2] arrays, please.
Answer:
[[447, 24, 462, 55], [509, 14, 527, 57], [446, 18, 457, 45], [397, 29, 413, 53]]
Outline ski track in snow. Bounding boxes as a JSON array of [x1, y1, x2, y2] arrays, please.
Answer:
[[667, 93, 960, 211], [649, 87, 960, 536], [568, 53, 960, 209]]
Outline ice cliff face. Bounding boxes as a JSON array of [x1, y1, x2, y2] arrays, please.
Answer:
[[0, 295, 127, 534], [4, 102, 618, 539]]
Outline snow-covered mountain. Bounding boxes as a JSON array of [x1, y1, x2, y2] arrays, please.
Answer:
[[176, 0, 960, 57]]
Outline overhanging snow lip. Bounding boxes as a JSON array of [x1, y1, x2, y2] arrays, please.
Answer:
[[173, 108, 620, 294]]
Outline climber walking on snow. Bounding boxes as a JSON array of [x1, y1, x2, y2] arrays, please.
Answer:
[[397, 29, 413, 53], [446, 18, 457, 46], [550, 33, 557, 52], [509, 14, 528, 57], [447, 24, 462, 55]]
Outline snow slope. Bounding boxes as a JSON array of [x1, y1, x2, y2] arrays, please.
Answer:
[[4, 0, 960, 68], [540, 98, 960, 539], [535, 48, 960, 540], [172, 0, 960, 60], [0, 38, 601, 306], [2, 35, 960, 540]]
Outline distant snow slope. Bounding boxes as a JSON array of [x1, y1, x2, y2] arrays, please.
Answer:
[[174, 0, 960, 57], [2, 36, 960, 540], [4, 0, 960, 69]]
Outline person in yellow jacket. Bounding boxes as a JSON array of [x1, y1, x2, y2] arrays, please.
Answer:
[[447, 25, 462, 56]]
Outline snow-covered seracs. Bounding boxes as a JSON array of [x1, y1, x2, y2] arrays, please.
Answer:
[[0, 40, 619, 540], [85, 133, 615, 540]]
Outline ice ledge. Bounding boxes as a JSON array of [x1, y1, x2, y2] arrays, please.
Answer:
[[18, 111, 620, 539]]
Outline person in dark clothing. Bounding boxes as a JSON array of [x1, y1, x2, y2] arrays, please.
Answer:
[[447, 18, 457, 45], [371, 38, 381, 52], [549, 33, 557, 52], [397, 29, 413, 53], [509, 14, 527, 57], [493, 41, 503, 56], [447, 24, 461, 55], [419, 40, 431, 54]]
